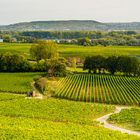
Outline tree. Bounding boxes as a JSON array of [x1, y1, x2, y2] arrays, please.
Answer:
[[30, 40, 59, 62], [106, 56, 118, 75], [0, 52, 30, 72], [83, 56, 106, 74], [37, 57, 67, 77], [78, 37, 91, 46], [118, 56, 140, 76], [83, 56, 92, 73], [91, 55, 106, 73]]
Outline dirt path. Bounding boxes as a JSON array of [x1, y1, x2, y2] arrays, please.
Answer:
[[97, 106, 140, 136]]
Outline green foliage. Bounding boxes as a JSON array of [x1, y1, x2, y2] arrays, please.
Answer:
[[83, 55, 106, 73], [37, 57, 67, 77], [0, 93, 114, 125], [30, 40, 59, 61], [84, 55, 140, 76], [0, 93, 139, 140], [1, 115, 139, 140], [1, 30, 140, 46], [108, 108, 140, 131], [118, 56, 140, 76], [78, 37, 91, 46], [0, 52, 30, 72], [0, 50, 67, 74], [55, 74, 140, 105], [106, 56, 118, 75]]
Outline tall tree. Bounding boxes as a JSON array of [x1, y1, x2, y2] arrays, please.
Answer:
[[106, 56, 118, 75], [30, 40, 59, 62]]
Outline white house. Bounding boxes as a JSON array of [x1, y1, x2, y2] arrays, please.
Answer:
[[0, 39, 3, 43]]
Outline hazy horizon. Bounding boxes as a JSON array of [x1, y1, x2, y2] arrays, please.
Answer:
[[1, 0, 140, 25]]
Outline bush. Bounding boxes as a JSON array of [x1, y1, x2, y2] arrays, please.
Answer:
[[34, 77, 48, 94], [0, 52, 31, 72]]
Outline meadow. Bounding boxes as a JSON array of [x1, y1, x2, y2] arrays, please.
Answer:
[[55, 74, 140, 105], [0, 73, 44, 93], [0, 92, 140, 140], [0, 43, 140, 58]]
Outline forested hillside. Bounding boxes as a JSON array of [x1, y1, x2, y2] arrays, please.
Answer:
[[0, 20, 140, 31]]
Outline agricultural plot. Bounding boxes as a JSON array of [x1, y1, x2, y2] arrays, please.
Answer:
[[0, 43, 140, 58], [0, 93, 139, 140], [0, 93, 114, 125], [0, 73, 44, 93], [59, 45, 140, 58], [55, 74, 140, 105]]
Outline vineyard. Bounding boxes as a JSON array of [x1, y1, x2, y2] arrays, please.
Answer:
[[55, 74, 140, 105], [0, 93, 139, 140]]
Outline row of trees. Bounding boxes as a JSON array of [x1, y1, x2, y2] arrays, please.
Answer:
[[0, 41, 67, 76], [83, 55, 140, 76], [0, 52, 67, 76], [0, 53, 30, 72], [1, 31, 140, 46], [21, 31, 139, 39], [21, 31, 140, 46]]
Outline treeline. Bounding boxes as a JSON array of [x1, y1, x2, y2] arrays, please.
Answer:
[[22, 31, 140, 46], [0, 52, 67, 76], [0, 31, 36, 43], [1, 31, 140, 46], [83, 55, 140, 76]]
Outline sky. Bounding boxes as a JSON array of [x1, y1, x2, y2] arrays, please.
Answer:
[[0, 0, 140, 25]]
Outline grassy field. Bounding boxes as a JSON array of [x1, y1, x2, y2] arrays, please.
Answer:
[[108, 108, 140, 132], [55, 74, 140, 105], [0, 93, 140, 140], [59, 44, 140, 58], [0, 73, 44, 93], [0, 43, 31, 58], [0, 43, 140, 58]]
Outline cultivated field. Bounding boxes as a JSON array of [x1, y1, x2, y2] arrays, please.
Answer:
[[0, 43, 140, 58], [0, 92, 139, 140], [55, 74, 140, 105], [0, 43, 140, 139]]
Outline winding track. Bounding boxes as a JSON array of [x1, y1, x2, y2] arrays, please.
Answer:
[[97, 106, 140, 136]]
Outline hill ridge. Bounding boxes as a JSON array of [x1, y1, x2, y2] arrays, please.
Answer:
[[0, 20, 140, 31]]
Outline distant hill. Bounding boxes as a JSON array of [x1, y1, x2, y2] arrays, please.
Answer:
[[0, 20, 140, 31]]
